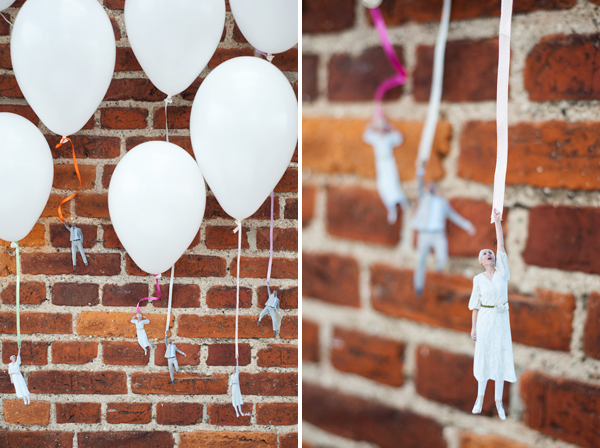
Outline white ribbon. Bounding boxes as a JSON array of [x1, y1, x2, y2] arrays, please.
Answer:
[[492, 0, 513, 222], [164, 264, 175, 335], [164, 95, 173, 143], [233, 220, 242, 361]]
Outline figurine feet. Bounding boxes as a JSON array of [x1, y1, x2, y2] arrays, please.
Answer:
[[415, 288, 423, 298], [73, 265, 76, 271], [84, 261, 88, 266], [472, 396, 483, 414], [496, 400, 506, 420]]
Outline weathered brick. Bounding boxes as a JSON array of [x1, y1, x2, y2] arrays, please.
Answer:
[[22, 253, 121, 276], [258, 286, 298, 309], [0, 371, 12, 393], [104, 0, 124, 9], [460, 431, 533, 448], [0, 312, 72, 335], [115, 47, 142, 71], [303, 185, 316, 227], [240, 372, 298, 396], [52, 342, 97, 364], [179, 315, 292, 339], [230, 257, 297, 279], [205, 195, 280, 219], [303, 54, 318, 102], [78, 432, 174, 448], [280, 316, 298, 339], [0, 104, 38, 124], [285, 197, 298, 220], [106, 403, 152, 424], [42, 194, 71, 219], [0, 43, 11, 69], [272, 48, 298, 71], [257, 344, 298, 367], [521, 371, 600, 448], [207, 403, 252, 426], [102, 283, 148, 307], [208, 48, 255, 69], [206, 343, 251, 366], [302, 0, 355, 33], [2, 341, 48, 365], [28, 371, 127, 394], [256, 227, 298, 251], [584, 292, 600, 360], [153, 284, 200, 308], [303, 118, 451, 180], [303, 320, 320, 362], [304, 383, 446, 448], [0, 223, 45, 248], [303, 253, 360, 307], [156, 402, 203, 425], [180, 77, 204, 102], [52, 164, 96, 191], [332, 328, 404, 386], [205, 225, 250, 249], [1, 282, 46, 305], [153, 106, 191, 129], [275, 168, 298, 193], [126, 135, 193, 156], [104, 78, 167, 102], [4, 400, 50, 425], [0, 75, 24, 98], [103, 341, 149, 366], [280, 433, 298, 448], [154, 343, 200, 366], [52, 283, 99, 307], [75, 193, 109, 218], [100, 107, 148, 129], [50, 224, 97, 249], [257, 403, 297, 426], [77, 311, 169, 338], [206, 285, 252, 308], [0, 431, 74, 448], [56, 402, 101, 424], [126, 254, 227, 277], [131, 372, 228, 395], [180, 431, 276, 448], [110, 17, 121, 40], [48, 135, 120, 159]]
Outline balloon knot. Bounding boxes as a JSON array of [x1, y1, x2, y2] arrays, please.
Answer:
[[10, 242, 17, 249], [165, 96, 173, 105], [267, 54, 274, 63]]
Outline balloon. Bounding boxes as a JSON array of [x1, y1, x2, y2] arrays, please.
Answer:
[[0, 0, 16, 11], [11, 0, 115, 137], [190, 56, 297, 221], [230, 0, 298, 55], [0, 113, 53, 242], [108, 141, 206, 275], [125, 0, 225, 97]]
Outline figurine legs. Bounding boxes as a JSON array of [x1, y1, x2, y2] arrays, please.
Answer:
[[472, 395, 483, 414], [414, 233, 431, 296], [168, 358, 179, 383], [268, 308, 278, 336], [496, 400, 506, 420], [75, 240, 88, 266], [72, 242, 77, 269], [432, 233, 448, 272], [258, 307, 269, 324]]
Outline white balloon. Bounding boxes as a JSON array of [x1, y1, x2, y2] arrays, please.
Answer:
[[125, 0, 225, 97], [230, 0, 298, 55], [108, 141, 206, 275], [190, 57, 297, 221], [0, 113, 53, 243], [0, 0, 16, 11], [11, 0, 116, 137]]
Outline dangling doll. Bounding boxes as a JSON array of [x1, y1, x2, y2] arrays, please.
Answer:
[[258, 290, 281, 336], [229, 365, 245, 417], [8, 348, 30, 405], [130, 313, 154, 355]]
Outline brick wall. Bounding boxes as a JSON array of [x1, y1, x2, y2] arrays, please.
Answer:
[[0, 1, 298, 446], [303, 1, 600, 447]]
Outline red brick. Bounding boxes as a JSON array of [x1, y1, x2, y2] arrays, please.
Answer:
[[180, 432, 276, 448], [22, 253, 121, 276], [304, 383, 446, 448], [101, 164, 115, 189], [106, 403, 151, 424], [275, 168, 298, 193], [328, 47, 404, 101], [52, 283, 99, 307], [272, 48, 298, 72], [0, 75, 24, 98], [102, 283, 148, 307], [1, 282, 46, 305], [303, 54, 318, 103], [52, 164, 96, 191], [42, 194, 71, 219], [52, 341, 97, 364], [28, 370, 127, 394], [230, 257, 298, 279], [285, 197, 298, 220], [100, 107, 147, 129], [126, 135, 193, 157], [0, 43, 10, 68], [154, 343, 200, 366], [328, 186, 401, 246], [460, 432, 533, 448], [153, 106, 191, 129], [0, 431, 74, 447], [104, 78, 167, 102], [179, 314, 296, 339], [103, 341, 149, 366], [256, 227, 298, 251], [280, 433, 298, 448], [0, 253, 15, 277], [521, 371, 600, 448], [115, 47, 142, 71], [302, 320, 319, 362], [131, 372, 228, 395], [208, 48, 255, 69], [524, 206, 600, 274], [206, 343, 251, 366], [416, 345, 509, 415], [207, 402, 252, 426], [206, 285, 252, 308], [332, 328, 404, 386], [303, 185, 316, 226], [2, 341, 47, 365], [0, 105, 38, 124], [415, 39, 498, 102], [258, 286, 298, 309], [156, 402, 203, 425], [231, 21, 247, 43], [75, 193, 109, 218], [110, 17, 120, 40], [153, 284, 200, 308], [104, 0, 124, 9], [0, 223, 45, 248], [76, 311, 168, 339], [205, 225, 249, 249], [0, 17, 10, 36], [78, 432, 174, 448], [4, 400, 50, 425], [48, 135, 121, 159], [240, 372, 297, 396], [0, 371, 12, 393], [50, 224, 97, 248], [126, 254, 226, 277], [280, 316, 298, 339], [0, 312, 72, 335], [303, 253, 360, 307], [371, 265, 473, 332], [205, 195, 280, 219], [583, 292, 600, 360], [302, 0, 355, 33], [525, 33, 600, 101], [56, 402, 101, 424], [258, 344, 298, 367], [257, 403, 297, 425]]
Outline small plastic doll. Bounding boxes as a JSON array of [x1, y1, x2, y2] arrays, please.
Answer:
[[8, 348, 30, 405], [131, 313, 154, 355], [229, 365, 245, 417], [64, 220, 88, 270], [258, 290, 281, 336], [164, 336, 186, 383]]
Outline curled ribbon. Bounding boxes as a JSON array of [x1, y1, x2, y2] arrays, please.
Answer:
[[136, 274, 162, 315], [56, 137, 81, 223], [10, 242, 21, 349]]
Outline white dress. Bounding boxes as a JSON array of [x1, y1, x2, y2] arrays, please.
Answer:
[[8, 356, 30, 399], [131, 317, 151, 350], [468, 251, 516, 383]]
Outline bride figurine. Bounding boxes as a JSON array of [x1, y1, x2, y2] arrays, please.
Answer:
[[8, 348, 30, 405], [131, 313, 154, 355], [468, 208, 516, 420]]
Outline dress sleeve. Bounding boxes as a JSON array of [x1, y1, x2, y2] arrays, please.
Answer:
[[363, 127, 374, 145], [16, 355, 21, 367], [142, 319, 150, 325], [131, 317, 136, 323], [495, 250, 510, 281], [468, 276, 481, 310]]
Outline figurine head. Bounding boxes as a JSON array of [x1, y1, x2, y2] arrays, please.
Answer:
[[9, 355, 16, 362], [167, 338, 172, 345], [479, 248, 495, 268], [426, 181, 438, 194], [136, 313, 142, 319]]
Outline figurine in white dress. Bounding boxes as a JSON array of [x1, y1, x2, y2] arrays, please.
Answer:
[[258, 291, 281, 336], [8, 348, 30, 405], [363, 120, 408, 224], [164, 336, 186, 383], [229, 365, 245, 417], [131, 314, 154, 355], [468, 209, 516, 421]]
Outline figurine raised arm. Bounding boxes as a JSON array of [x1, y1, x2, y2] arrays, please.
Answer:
[[164, 336, 186, 384], [8, 348, 30, 405], [258, 290, 281, 336], [64, 221, 88, 270], [131, 313, 154, 355]]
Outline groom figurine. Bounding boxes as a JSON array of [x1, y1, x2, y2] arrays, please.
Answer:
[[65, 221, 88, 270]]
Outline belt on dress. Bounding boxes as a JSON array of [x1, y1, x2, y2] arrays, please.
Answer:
[[481, 302, 508, 308]]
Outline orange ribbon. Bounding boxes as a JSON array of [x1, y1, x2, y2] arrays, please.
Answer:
[[56, 137, 81, 223]]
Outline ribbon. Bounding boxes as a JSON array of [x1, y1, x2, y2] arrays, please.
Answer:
[[56, 137, 81, 223], [266, 191, 274, 286], [10, 242, 21, 349], [492, 0, 513, 222], [256, 49, 274, 63], [233, 220, 242, 361], [164, 95, 173, 143], [0, 13, 12, 27], [368, 7, 407, 121], [164, 264, 175, 335], [416, 0, 451, 169], [136, 274, 161, 315]]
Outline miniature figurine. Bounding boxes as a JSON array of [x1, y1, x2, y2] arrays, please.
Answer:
[[229, 365, 245, 417], [411, 163, 475, 297], [8, 348, 30, 405], [469, 208, 516, 421], [363, 120, 408, 224], [131, 313, 154, 355], [64, 221, 88, 270], [258, 290, 281, 336], [164, 336, 186, 384]]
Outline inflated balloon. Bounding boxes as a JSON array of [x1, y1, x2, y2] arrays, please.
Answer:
[[108, 142, 206, 275], [125, 0, 225, 97], [190, 57, 297, 220], [230, 0, 298, 55], [0, 113, 53, 242], [0, 0, 16, 11], [11, 0, 115, 137]]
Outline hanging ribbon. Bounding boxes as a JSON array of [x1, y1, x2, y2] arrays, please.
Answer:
[[10, 242, 21, 349], [164, 264, 175, 335], [492, 0, 513, 222], [368, 7, 407, 121], [233, 220, 242, 362], [164, 95, 173, 143], [266, 191, 274, 288], [56, 137, 81, 223], [416, 0, 451, 169], [136, 274, 161, 315]]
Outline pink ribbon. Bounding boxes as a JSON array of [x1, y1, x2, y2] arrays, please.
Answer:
[[369, 7, 408, 120], [136, 274, 161, 315]]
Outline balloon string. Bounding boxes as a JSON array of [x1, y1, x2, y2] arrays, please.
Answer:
[[266, 191, 274, 286], [233, 220, 242, 362], [0, 13, 12, 27], [56, 137, 81, 223], [136, 274, 162, 315], [164, 96, 173, 143], [165, 264, 175, 335], [10, 242, 20, 349], [256, 49, 274, 63]]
